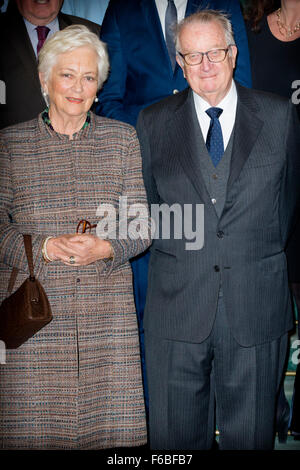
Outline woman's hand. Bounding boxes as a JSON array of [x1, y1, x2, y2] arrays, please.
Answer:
[[46, 234, 113, 266]]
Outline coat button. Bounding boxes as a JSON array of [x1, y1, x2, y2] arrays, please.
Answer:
[[214, 265, 220, 272], [217, 231, 224, 238]]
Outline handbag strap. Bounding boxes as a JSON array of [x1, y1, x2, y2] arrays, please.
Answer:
[[23, 234, 34, 279], [7, 234, 34, 294]]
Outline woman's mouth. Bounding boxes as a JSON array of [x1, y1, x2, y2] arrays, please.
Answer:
[[66, 97, 84, 103]]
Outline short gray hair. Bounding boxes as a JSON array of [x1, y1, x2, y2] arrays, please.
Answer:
[[175, 10, 236, 53], [38, 24, 109, 90]]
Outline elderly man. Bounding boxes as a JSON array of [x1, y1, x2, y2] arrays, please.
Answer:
[[0, 0, 100, 129], [136, 10, 300, 450]]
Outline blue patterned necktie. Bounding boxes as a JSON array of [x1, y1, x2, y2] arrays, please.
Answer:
[[165, 0, 177, 71], [205, 107, 224, 167]]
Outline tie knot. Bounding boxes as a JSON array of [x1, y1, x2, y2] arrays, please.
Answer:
[[36, 26, 50, 41], [206, 107, 223, 120]]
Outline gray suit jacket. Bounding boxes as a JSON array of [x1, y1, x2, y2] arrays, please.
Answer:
[[136, 83, 300, 347], [0, 4, 100, 129]]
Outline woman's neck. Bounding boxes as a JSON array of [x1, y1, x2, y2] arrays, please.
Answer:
[[268, 1, 300, 41], [280, 0, 300, 26], [49, 107, 87, 139]]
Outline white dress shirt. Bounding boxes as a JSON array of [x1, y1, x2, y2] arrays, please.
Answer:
[[193, 81, 238, 150], [23, 17, 59, 57], [155, 0, 188, 38]]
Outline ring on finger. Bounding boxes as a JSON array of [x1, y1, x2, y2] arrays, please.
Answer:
[[69, 255, 76, 264]]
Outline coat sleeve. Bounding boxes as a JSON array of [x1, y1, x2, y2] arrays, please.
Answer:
[[226, 0, 252, 88], [100, 126, 152, 273], [0, 136, 47, 277]]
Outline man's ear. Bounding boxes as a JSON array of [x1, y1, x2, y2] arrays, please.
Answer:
[[230, 45, 238, 69], [176, 54, 186, 78]]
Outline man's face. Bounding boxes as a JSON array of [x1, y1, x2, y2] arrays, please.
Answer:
[[176, 20, 237, 106], [16, 0, 63, 25]]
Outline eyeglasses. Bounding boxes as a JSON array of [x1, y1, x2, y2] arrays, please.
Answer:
[[76, 219, 97, 234], [177, 46, 232, 66]]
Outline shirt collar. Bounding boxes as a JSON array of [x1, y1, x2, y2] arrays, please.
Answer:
[[193, 80, 237, 113], [23, 16, 59, 34]]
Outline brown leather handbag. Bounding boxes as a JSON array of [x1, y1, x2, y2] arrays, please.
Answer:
[[0, 234, 52, 349]]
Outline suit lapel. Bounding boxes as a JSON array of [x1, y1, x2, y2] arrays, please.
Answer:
[[167, 89, 216, 212], [185, 0, 211, 17], [140, 0, 178, 75], [58, 12, 72, 29], [167, 84, 263, 220], [8, 11, 41, 91], [227, 83, 263, 192]]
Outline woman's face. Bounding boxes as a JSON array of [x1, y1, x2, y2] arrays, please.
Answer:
[[41, 46, 99, 121]]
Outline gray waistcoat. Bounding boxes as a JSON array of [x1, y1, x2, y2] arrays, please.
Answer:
[[199, 128, 235, 298], [199, 128, 235, 219]]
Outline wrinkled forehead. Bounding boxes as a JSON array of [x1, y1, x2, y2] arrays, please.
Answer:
[[178, 20, 227, 52]]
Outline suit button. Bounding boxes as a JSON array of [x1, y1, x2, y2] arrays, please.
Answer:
[[214, 265, 220, 272], [217, 231, 224, 238], [173, 89, 179, 94]]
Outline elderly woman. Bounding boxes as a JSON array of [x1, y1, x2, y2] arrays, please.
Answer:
[[0, 25, 150, 449]]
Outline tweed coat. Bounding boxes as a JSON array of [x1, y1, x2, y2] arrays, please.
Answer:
[[0, 112, 150, 449]]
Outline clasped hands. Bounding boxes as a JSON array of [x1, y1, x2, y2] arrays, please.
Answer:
[[46, 233, 113, 266]]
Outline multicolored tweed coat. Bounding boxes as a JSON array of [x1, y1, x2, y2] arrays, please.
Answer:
[[0, 112, 150, 449]]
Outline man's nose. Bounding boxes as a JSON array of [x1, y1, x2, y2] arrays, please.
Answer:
[[201, 54, 213, 71]]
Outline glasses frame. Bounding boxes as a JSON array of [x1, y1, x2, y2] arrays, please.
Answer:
[[76, 219, 97, 234], [177, 46, 233, 66]]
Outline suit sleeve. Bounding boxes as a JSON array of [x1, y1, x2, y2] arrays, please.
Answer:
[[96, 0, 135, 126], [227, 0, 252, 88]]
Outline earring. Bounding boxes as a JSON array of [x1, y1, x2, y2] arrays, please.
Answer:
[[41, 88, 49, 106], [94, 96, 99, 103]]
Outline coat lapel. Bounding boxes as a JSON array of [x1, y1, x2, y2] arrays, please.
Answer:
[[167, 84, 263, 220], [8, 10, 41, 91], [140, 0, 179, 75], [167, 89, 216, 212], [227, 83, 263, 192], [185, 0, 211, 17]]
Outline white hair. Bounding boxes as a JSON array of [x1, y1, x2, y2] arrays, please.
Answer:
[[38, 24, 109, 90], [175, 10, 236, 54]]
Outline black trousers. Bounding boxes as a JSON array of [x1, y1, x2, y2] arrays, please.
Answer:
[[145, 297, 288, 450]]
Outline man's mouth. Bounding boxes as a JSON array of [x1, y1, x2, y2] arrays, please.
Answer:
[[34, 0, 50, 5]]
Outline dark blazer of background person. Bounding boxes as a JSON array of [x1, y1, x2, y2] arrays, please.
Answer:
[[0, 1, 100, 129], [96, 0, 252, 127]]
